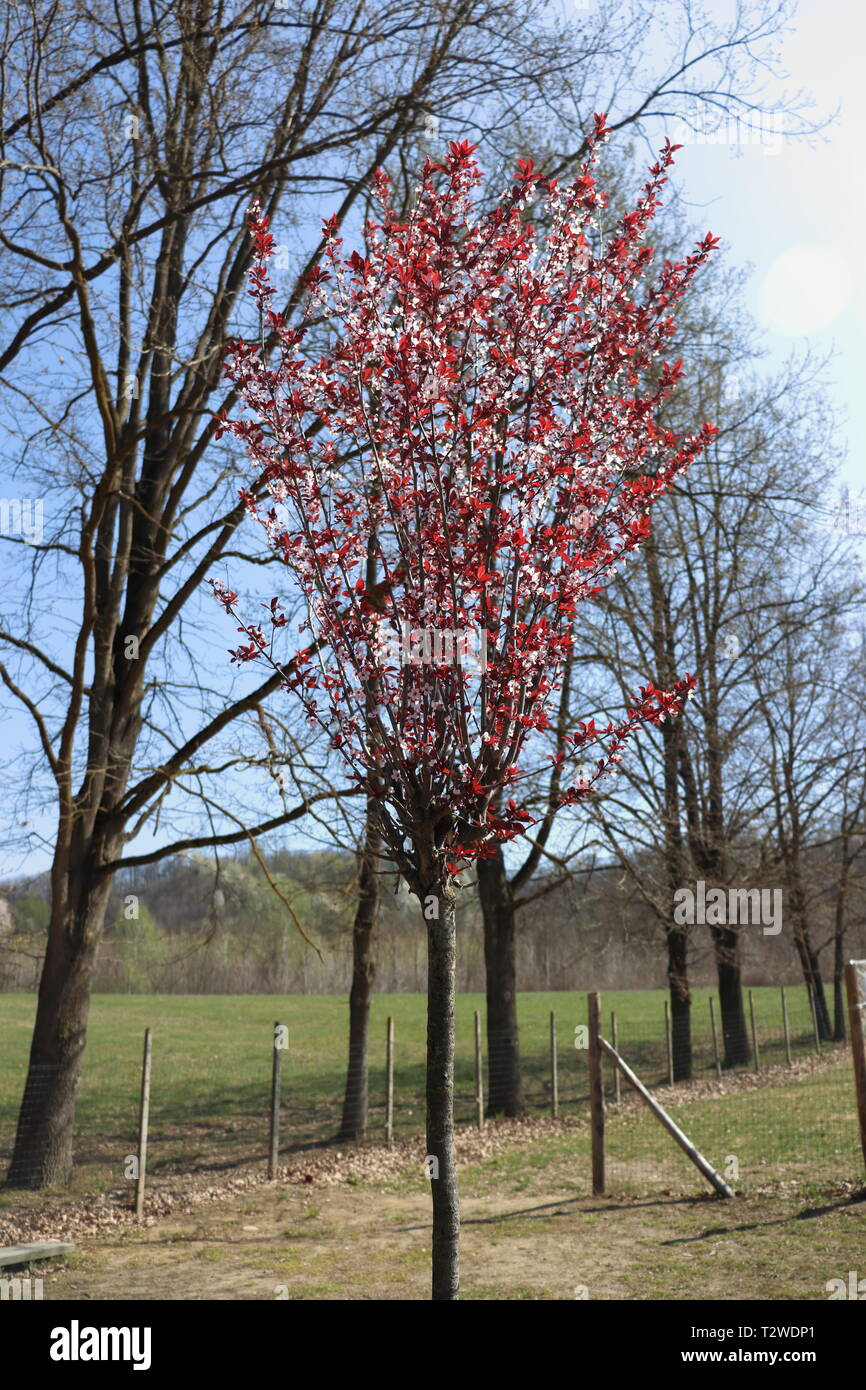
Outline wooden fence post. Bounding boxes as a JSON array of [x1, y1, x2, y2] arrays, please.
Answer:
[[549, 1010, 559, 1119], [268, 1022, 285, 1180], [474, 1010, 484, 1130], [598, 1036, 734, 1198], [845, 961, 866, 1175], [385, 1015, 395, 1146], [709, 997, 721, 1080], [781, 986, 791, 1065], [588, 992, 605, 1196], [748, 990, 761, 1073], [135, 1028, 152, 1220], [611, 1011, 621, 1104]]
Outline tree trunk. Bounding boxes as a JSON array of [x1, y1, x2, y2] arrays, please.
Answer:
[[426, 883, 459, 1301], [671, 601, 746, 1070], [793, 926, 833, 1042], [709, 924, 751, 1067], [6, 866, 113, 1188], [833, 968, 846, 1044], [832, 842, 850, 1043], [666, 924, 692, 1080], [338, 800, 382, 1141], [642, 530, 696, 1079], [659, 692, 691, 1081], [833, 926, 847, 1043], [477, 849, 526, 1117]]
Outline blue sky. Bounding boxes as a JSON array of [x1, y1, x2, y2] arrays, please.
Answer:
[[654, 0, 864, 498], [2, 0, 861, 883]]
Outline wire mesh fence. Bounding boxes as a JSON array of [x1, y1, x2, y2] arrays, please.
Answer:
[[599, 988, 862, 1196], [0, 986, 862, 1203], [0, 1062, 65, 1189]]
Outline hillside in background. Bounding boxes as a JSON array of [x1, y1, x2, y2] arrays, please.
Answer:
[[2, 840, 861, 996]]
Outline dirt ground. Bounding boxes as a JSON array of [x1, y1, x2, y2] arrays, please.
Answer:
[[27, 1167, 866, 1301], [4, 1103, 863, 1301]]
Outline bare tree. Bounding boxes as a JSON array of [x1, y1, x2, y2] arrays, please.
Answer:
[[583, 310, 851, 1067], [0, 0, 823, 1183], [748, 592, 865, 1040], [459, 17, 824, 1103], [1, 0, 597, 1187]]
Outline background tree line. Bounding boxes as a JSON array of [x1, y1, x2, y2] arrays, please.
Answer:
[[3, 827, 863, 999]]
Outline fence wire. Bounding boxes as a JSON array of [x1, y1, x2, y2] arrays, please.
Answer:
[[599, 988, 862, 1195], [0, 987, 861, 1202]]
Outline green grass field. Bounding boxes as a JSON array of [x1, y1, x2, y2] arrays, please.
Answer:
[[0, 987, 861, 1200]]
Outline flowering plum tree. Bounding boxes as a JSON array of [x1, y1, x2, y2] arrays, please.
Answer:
[[212, 116, 717, 1299]]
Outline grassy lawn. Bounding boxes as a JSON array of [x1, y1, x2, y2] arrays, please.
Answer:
[[0, 987, 861, 1202]]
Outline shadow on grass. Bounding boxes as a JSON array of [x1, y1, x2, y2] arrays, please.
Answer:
[[660, 1186, 866, 1245], [398, 1190, 716, 1233]]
